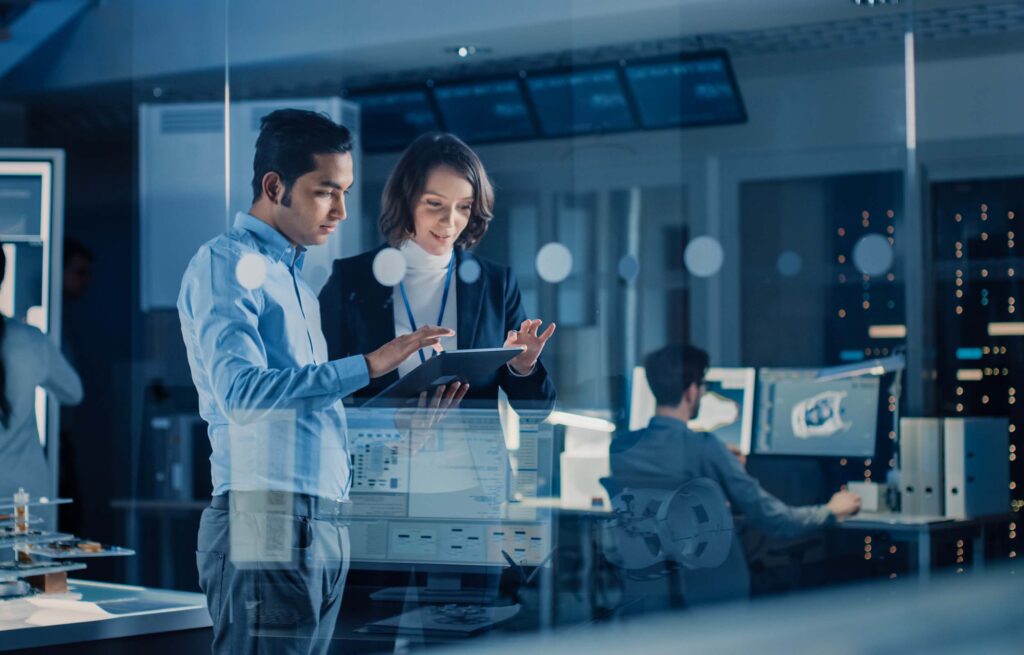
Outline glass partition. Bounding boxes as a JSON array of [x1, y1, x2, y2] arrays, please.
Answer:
[[3, 0, 1022, 651]]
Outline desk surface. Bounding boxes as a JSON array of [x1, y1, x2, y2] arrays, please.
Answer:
[[837, 512, 1014, 532], [0, 579, 211, 651]]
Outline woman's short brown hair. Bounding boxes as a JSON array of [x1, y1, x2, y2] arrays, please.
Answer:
[[379, 133, 494, 249]]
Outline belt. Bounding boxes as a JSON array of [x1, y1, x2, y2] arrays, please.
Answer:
[[210, 491, 349, 520]]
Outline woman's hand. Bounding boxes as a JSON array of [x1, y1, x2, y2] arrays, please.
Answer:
[[504, 319, 556, 376]]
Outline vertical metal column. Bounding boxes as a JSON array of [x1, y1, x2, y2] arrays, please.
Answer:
[[901, 19, 936, 417]]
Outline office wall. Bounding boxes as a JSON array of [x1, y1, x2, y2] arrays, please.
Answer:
[[357, 45, 1024, 387]]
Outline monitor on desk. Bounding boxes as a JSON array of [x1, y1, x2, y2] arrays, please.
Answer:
[[753, 368, 880, 457], [341, 408, 554, 600], [629, 366, 756, 455]]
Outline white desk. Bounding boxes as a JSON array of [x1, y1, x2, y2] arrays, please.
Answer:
[[0, 579, 211, 652]]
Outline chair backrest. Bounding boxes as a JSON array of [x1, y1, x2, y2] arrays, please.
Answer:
[[598, 477, 734, 571]]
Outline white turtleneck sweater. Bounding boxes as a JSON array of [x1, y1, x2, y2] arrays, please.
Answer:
[[393, 239, 459, 378]]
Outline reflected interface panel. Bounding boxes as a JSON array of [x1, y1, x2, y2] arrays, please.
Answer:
[[344, 411, 552, 566]]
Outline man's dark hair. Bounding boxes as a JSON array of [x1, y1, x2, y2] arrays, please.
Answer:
[[251, 109, 354, 204], [64, 238, 93, 265], [643, 344, 710, 407], [378, 132, 494, 249]]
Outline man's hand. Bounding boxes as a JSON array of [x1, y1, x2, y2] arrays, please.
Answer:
[[364, 326, 454, 379], [504, 319, 556, 376], [826, 490, 862, 520]]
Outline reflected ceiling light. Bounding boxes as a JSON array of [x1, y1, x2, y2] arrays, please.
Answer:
[[852, 0, 899, 5], [548, 411, 616, 433], [445, 45, 491, 59]]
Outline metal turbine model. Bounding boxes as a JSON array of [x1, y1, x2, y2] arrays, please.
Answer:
[[600, 478, 733, 571]]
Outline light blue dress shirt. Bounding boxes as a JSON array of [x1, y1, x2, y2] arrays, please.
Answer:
[[178, 212, 369, 500]]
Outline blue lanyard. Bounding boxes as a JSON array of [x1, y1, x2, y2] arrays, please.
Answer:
[[399, 253, 456, 365]]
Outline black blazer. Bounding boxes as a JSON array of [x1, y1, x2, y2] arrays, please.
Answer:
[[319, 246, 556, 412]]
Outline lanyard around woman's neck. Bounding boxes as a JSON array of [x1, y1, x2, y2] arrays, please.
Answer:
[[398, 251, 456, 365]]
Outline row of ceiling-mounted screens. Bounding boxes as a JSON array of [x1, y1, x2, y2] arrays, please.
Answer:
[[348, 49, 746, 153]]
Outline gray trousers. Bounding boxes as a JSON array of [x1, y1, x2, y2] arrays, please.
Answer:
[[196, 506, 350, 655]]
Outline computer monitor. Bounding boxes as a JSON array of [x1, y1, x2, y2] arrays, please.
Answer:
[[629, 366, 756, 455], [432, 78, 536, 144], [622, 50, 746, 130], [523, 67, 634, 137], [341, 407, 554, 598], [754, 368, 880, 457], [347, 87, 440, 153]]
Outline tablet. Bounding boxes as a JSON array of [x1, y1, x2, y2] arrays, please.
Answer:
[[362, 347, 523, 408]]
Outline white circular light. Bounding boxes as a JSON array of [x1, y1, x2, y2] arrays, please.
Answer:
[[536, 243, 573, 284], [777, 250, 803, 277], [235, 253, 267, 290], [372, 247, 408, 287], [459, 258, 482, 284], [617, 254, 640, 282], [853, 234, 894, 277], [684, 236, 725, 278]]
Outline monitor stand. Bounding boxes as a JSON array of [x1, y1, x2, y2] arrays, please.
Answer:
[[370, 572, 498, 604]]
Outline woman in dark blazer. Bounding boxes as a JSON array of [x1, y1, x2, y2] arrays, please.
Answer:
[[319, 133, 555, 411]]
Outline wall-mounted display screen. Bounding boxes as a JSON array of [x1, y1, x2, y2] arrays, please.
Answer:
[[433, 79, 536, 144], [349, 88, 440, 153], [623, 51, 746, 129], [524, 67, 634, 137]]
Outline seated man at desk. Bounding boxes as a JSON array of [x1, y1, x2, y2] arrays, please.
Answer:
[[609, 344, 861, 604]]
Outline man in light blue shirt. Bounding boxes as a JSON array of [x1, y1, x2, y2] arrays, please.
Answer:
[[179, 109, 454, 655]]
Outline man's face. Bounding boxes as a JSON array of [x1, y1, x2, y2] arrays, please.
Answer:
[[272, 152, 354, 248], [64, 255, 93, 300]]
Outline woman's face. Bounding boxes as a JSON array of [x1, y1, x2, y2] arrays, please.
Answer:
[[410, 166, 474, 256]]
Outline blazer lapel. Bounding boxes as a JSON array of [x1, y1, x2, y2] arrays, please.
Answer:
[[358, 252, 399, 389], [456, 249, 484, 350]]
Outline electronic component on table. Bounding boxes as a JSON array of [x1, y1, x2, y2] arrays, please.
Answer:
[[21, 540, 136, 559], [0, 560, 88, 581], [0, 529, 73, 548]]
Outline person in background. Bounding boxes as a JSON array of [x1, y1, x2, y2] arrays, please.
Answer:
[[609, 343, 861, 605], [319, 132, 556, 412], [0, 244, 83, 503], [59, 237, 94, 533]]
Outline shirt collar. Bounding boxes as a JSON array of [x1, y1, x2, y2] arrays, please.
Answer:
[[234, 212, 306, 269], [649, 415, 689, 432]]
